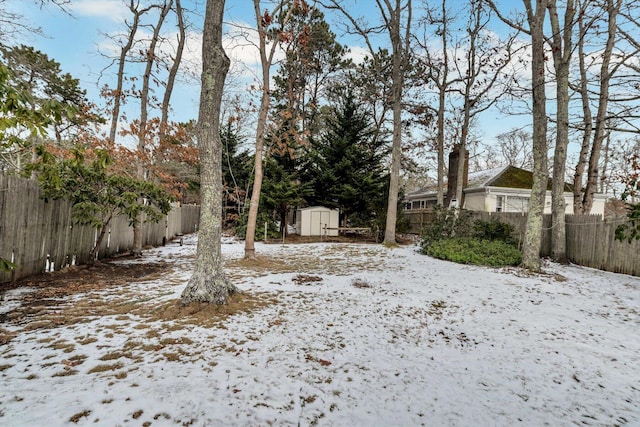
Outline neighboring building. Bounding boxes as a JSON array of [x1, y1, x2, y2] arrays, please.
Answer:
[[404, 164, 607, 216]]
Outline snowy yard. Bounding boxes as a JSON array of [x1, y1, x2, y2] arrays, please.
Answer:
[[1, 234, 639, 426]]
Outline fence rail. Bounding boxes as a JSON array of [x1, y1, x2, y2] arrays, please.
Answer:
[[0, 176, 200, 283], [404, 209, 640, 277]]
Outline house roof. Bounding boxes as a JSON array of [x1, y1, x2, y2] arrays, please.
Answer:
[[405, 165, 573, 199]]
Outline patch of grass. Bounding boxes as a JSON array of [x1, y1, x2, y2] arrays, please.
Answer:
[[69, 410, 91, 423], [351, 278, 371, 288], [52, 369, 78, 377], [424, 237, 522, 267], [75, 336, 98, 345], [0, 364, 13, 371], [0, 328, 17, 345], [163, 352, 180, 362], [292, 274, 323, 285], [23, 320, 53, 331], [99, 351, 132, 361], [132, 410, 144, 419], [88, 362, 124, 374], [48, 340, 76, 354], [148, 292, 278, 329]]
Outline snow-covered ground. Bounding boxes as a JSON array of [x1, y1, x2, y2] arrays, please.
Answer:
[[1, 234, 639, 426]]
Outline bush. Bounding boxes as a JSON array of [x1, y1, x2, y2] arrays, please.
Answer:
[[423, 237, 522, 267], [420, 207, 473, 251], [473, 219, 518, 246]]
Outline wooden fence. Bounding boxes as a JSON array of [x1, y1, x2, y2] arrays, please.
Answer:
[[0, 175, 200, 283], [404, 210, 640, 277]]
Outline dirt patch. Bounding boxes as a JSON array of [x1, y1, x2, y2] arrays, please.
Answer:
[[1, 261, 170, 296]]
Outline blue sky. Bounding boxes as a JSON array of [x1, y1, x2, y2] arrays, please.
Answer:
[[9, 0, 531, 158]]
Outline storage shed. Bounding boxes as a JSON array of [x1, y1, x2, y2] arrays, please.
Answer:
[[295, 206, 339, 237]]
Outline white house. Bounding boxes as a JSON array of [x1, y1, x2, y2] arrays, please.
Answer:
[[404, 165, 607, 216]]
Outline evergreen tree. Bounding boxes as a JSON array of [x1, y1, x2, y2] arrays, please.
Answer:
[[303, 92, 388, 228], [220, 120, 252, 226], [261, 116, 312, 237]]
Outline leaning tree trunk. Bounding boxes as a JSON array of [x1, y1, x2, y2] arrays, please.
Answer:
[[181, 0, 237, 304], [521, 0, 548, 272]]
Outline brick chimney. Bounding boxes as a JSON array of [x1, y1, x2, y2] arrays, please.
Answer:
[[444, 144, 469, 208]]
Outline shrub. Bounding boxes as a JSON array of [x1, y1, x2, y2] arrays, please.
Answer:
[[473, 219, 518, 246], [423, 237, 522, 267], [420, 207, 473, 251]]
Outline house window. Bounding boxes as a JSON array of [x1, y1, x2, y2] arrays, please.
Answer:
[[507, 196, 530, 212], [496, 195, 503, 212], [405, 202, 412, 210]]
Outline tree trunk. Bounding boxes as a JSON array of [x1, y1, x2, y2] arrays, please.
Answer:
[[383, 0, 411, 246], [88, 216, 113, 265], [549, 0, 575, 264], [109, 1, 146, 144], [244, 0, 292, 259], [582, 0, 620, 213], [521, 0, 548, 272], [436, 0, 448, 207], [161, 0, 185, 132], [132, 0, 172, 257], [181, 0, 236, 304], [572, 9, 592, 215]]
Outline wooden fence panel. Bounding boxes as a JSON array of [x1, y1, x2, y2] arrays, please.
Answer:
[[1, 176, 201, 283]]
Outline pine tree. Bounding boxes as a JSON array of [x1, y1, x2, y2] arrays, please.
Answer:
[[303, 92, 388, 227]]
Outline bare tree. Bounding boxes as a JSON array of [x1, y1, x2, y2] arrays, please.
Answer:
[[414, 0, 456, 206], [521, 0, 549, 272], [322, 0, 413, 245], [451, 0, 520, 207], [547, 0, 578, 263], [133, 0, 173, 257], [160, 0, 186, 132], [573, 0, 640, 213], [105, 1, 151, 145], [487, 0, 550, 271], [181, 0, 237, 304], [244, 0, 293, 259]]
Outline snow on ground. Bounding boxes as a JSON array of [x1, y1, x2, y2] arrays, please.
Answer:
[[1, 234, 639, 426]]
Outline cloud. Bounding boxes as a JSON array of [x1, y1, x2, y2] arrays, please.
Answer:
[[70, 0, 128, 22]]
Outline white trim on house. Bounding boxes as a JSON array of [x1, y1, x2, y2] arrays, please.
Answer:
[[404, 166, 608, 216]]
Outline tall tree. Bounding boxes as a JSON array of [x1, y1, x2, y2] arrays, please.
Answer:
[[574, 0, 623, 213], [302, 92, 388, 227], [181, 0, 237, 304], [323, 0, 413, 246], [488, 0, 550, 271], [521, 0, 549, 272], [105, 0, 150, 145], [244, 0, 293, 259], [420, 0, 454, 207], [132, 0, 173, 257], [451, 0, 519, 207], [547, 0, 577, 263]]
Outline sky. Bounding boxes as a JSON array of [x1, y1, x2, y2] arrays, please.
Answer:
[[11, 0, 376, 121], [7, 0, 532, 160], [1, 233, 639, 425]]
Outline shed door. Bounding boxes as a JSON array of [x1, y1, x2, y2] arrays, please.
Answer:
[[310, 211, 322, 236]]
